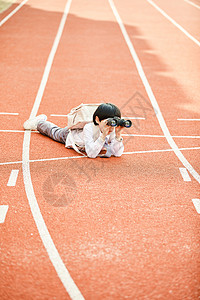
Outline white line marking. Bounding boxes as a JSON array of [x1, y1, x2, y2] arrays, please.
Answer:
[[22, 0, 84, 298], [184, 0, 200, 9], [0, 160, 23, 166], [179, 167, 191, 181], [124, 146, 200, 155], [192, 199, 200, 214], [146, 0, 200, 47], [0, 156, 84, 166], [177, 118, 200, 121], [0, 130, 24, 133], [0, 112, 19, 115], [50, 114, 68, 117], [28, 11, 71, 119], [7, 170, 19, 186], [1, 145, 199, 166], [122, 134, 200, 138], [108, 0, 200, 184], [0, 0, 29, 27], [0, 205, 9, 223], [0, 130, 39, 133]]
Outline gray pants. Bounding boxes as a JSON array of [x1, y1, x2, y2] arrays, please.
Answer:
[[37, 120, 69, 144]]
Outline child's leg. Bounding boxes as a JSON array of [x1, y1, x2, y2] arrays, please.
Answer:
[[37, 120, 69, 144]]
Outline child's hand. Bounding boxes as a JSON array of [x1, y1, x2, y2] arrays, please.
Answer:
[[115, 125, 123, 138], [101, 120, 113, 139], [115, 125, 123, 141]]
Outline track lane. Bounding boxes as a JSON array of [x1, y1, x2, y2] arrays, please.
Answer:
[[21, 0, 85, 296], [109, 0, 200, 184], [0, 164, 68, 300], [31, 152, 200, 299], [0, 0, 76, 298], [112, 0, 200, 177], [0, 0, 67, 131], [28, 0, 200, 298], [148, 0, 200, 41]]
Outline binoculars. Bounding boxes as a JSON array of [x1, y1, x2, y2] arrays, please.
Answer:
[[107, 117, 132, 128]]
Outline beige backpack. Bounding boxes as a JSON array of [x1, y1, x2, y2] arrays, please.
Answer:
[[67, 103, 101, 129], [67, 103, 101, 156]]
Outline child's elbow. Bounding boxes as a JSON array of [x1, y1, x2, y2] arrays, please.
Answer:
[[85, 146, 99, 158], [114, 153, 123, 157], [113, 146, 124, 157], [87, 154, 97, 159], [86, 150, 97, 159]]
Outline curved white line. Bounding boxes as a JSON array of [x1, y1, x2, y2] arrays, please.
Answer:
[[184, 0, 200, 10], [21, 0, 84, 299], [146, 0, 200, 47], [23, 133, 84, 300], [0, 0, 29, 27], [108, 0, 200, 184]]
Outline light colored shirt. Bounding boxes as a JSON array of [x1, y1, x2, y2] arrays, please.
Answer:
[[65, 122, 124, 158]]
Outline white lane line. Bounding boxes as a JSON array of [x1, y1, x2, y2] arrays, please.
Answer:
[[123, 134, 167, 137], [0, 0, 29, 27], [0, 205, 9, 223], [0, 112, 19, 115], [179, 167, 191, 181], [0, 130, 39, 133], [51, 114, 68, 117], [28, 5, 71, 119], [184, 0, 200, 9], [124, 146, 200, 155], [1, 145, 200, 167], [108, 0, 200, 184], [0, 130, 25, 133], [0, 156, 84, 166], [177, 118, 200, 121], [0, 145, 200, 166], [122, 134, 200, 138], [0, 160, 23, 166], [146, 0, 200, 47], [22, 0, 84, 299], [192, 199, 200, 214], [7, 170, 19, 186]]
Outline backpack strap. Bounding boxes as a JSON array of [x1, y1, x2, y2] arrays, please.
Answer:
[[68, 129, 87, 157]]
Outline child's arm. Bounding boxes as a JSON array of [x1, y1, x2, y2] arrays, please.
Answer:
[[109, 127, 124, 157], [83, 125, 105, 158], [109, 137, 124, 157]]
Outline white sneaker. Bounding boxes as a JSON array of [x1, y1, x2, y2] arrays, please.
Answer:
[[23, 114, 47, 130]]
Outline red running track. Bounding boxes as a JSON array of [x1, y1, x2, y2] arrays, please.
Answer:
[[0, 0, 200, 299]]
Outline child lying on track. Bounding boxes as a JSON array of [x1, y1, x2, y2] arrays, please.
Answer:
[[23, 103, 126, 158]]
